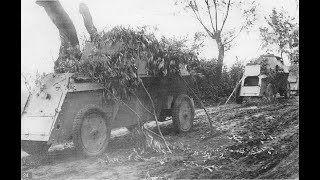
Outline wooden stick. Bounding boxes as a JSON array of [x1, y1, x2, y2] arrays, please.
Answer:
[[178, 74, 214, 129], [224, 77, 243, 105]]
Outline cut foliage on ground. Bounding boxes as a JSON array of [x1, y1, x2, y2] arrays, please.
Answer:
[[21, 98, 298, 179]]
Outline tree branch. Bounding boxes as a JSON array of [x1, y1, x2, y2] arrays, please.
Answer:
[[220, 0, 231, 32], [140, 80, 172, 153], [205, 0, 216, 33], [189, 1, 215, 38], [36, 0, 79, 48], [21, 74, 32, 94], [79, 3, 98, 41], [212, 0, 218, 31], [223, 25, 245, 45]]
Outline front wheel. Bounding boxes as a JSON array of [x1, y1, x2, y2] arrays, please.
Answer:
[[21, 141, 51, 155], [172, 94, 195, 133], [72, 105, 111, 157]]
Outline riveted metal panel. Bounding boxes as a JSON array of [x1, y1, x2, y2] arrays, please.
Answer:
[[21, 116, 54, 141], [21, 73, 71, 142]]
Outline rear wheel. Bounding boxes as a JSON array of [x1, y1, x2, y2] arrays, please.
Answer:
[[172, 94, 195, 133], [21, 141, 51, 155], [265, 83, 276, 101], [72, 105, 111, 157]]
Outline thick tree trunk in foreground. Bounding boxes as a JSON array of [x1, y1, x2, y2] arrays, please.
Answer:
[[36, 0, 80, 72], [36, 0, 80, 54], [79, 3, 98, 41]]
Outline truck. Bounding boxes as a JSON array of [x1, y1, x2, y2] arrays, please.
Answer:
[[235, 54, 291, 103], [21, 58, 195, 157]]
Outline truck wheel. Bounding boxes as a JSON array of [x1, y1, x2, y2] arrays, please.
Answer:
[[21, 141, 50, 155], [172, 94, 195, 133], [284, 81, 291, 98], [235, 81, 243, 104], [265, 83, 275, 101], [72, 105, 111, 157]]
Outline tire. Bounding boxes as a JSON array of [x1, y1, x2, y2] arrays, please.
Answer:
[[21, 140, 51, 155], [284, 81, 291, 99], [172, 94, 195, 133], [265, 83, 276, 101], [72, 104, 111, 157], [235, 82, 243, 104]]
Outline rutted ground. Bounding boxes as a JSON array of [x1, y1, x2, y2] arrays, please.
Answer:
[[21, 97, 299, 180]]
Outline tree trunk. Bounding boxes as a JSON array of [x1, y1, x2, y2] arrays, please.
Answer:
[[36, 0, 79, 49], [36, 0, 80, 72], [215, 36, 224, 83], [79, 3, 98, 41]]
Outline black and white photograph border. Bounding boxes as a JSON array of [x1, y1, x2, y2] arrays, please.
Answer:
[[21, 0, 299, 179]]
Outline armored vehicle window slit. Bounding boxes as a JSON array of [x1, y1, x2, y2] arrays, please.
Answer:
[[244, 76, 259, 86]]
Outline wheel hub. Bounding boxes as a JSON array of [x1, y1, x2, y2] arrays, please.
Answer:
[[179, 101, 192, 131], [81, 115, 107, 153]]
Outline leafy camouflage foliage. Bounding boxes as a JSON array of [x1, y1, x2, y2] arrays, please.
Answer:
[[55, 26, 198, 99], [54, 26, 246, 102]]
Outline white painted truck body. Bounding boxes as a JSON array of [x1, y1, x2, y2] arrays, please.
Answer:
[[21, 73, 78, 141], [239, 65, 267, 97]]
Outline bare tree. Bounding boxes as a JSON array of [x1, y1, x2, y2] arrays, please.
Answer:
[[176, 0, 258, 81]]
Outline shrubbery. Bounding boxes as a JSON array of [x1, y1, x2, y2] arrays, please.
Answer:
[[190, 59, 244, 105]]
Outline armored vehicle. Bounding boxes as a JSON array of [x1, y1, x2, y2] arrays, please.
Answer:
[[21, 62, 195, 156]]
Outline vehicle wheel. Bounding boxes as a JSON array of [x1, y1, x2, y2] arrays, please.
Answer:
[[235, 81, 243, 104], [265, 83, 276, 101], [172, 94, 195, 133], [21, 140, 51, 155], [72, 104, 111, 157], [284, 81, 291, 98]]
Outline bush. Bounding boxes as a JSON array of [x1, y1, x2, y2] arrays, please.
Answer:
[[190, 59, 244, 104]]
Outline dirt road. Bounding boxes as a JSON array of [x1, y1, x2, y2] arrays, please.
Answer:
[[21, 97, 299, 179]]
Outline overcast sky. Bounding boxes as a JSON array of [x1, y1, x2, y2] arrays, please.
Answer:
[[21, 0, 298, 79]]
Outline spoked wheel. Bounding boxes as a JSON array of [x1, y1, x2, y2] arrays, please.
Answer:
[[72, 105, 111, 157], [21, 140, 51, 155], [265, 83, 276, 102], [172, 94, 195, 133]]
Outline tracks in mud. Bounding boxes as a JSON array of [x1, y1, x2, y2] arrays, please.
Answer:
[[21, 100, 299, 179]]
